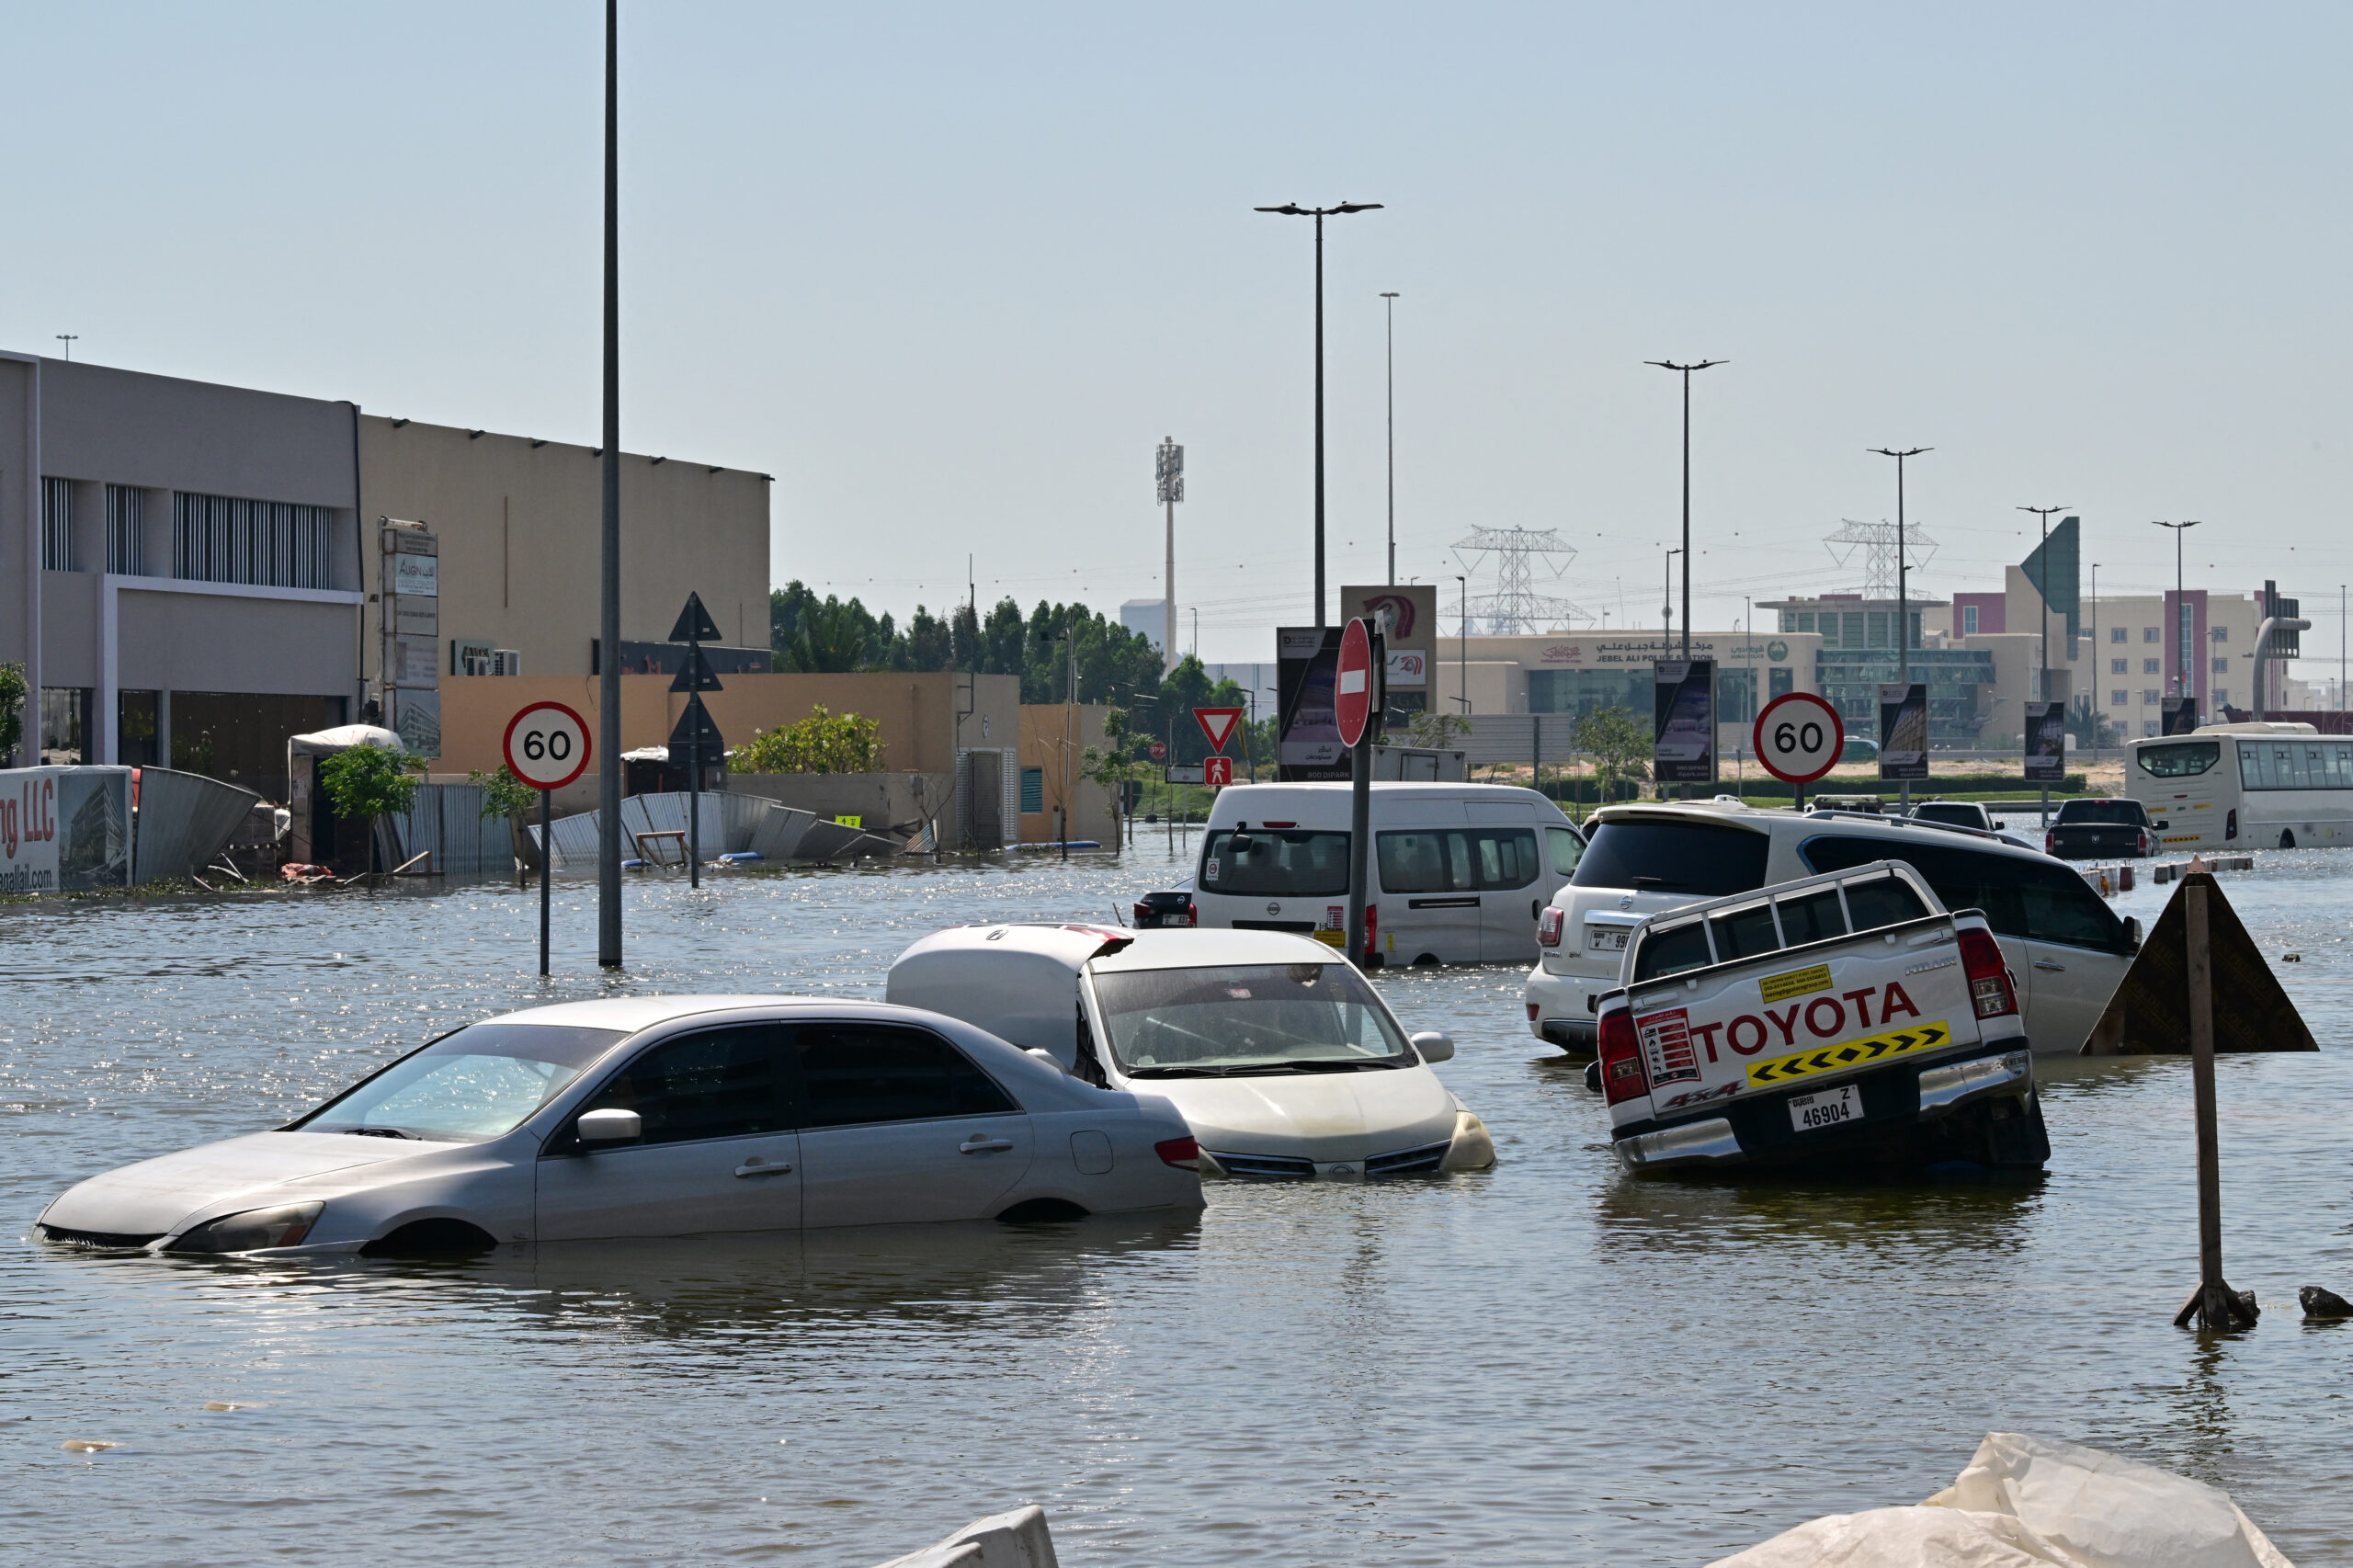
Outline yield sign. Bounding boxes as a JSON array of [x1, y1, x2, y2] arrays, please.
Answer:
[[1336, 618, 1373, 748], [1193, 706, 1245, 753]]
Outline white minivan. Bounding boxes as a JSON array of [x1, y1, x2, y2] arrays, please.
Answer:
[[1188, 782, 1584, 966]]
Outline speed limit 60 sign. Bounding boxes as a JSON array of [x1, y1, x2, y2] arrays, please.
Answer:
[[504, 701, 593, 790], [1753, 691, 1843, 784]]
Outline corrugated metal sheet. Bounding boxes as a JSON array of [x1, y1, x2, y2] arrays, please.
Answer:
[[747, 806, 820, 861], [617, 791, 767, 855], [384, 784, 510, 877], [133, 768, 261, 883]]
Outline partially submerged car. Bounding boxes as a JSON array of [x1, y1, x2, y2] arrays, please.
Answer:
[[2044, 797, 2154, 860], [1597, 860, 2047, 1176], [37, 996, 1203, 1256], [888, 926, 1495, 1180]]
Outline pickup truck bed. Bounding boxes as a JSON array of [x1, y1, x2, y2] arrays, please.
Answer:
[[1597, 860, 2047, 1176]]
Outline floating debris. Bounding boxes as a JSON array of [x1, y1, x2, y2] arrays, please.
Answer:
[[2301, 1285, 2353, 1319], [201, 1401, 263, 1412], [61, 1440, 117, 1453]]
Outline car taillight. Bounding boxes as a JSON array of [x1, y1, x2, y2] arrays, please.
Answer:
[[1597, 1006, 1649, 1107], [1537, 907, 1564, 948], [1181, 901, 1197, 927], [2044, 830, 2056, 854], [1956, 927, 2018, 1019], [2136, 829, 2149, 856], [1154, 1136, 1200, 1170], [1526, 1003, 1540, 1022]]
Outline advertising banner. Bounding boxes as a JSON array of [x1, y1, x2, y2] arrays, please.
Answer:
[[1345, 584, 1435, 725], [1652, 658, 1717, 785], [0, 767, 131, 892], [2023, 700, 2067, 784], [1877, 682, 1929, 781], [2162, 696, 2199, 736], [1277, 626, 1347, 780]]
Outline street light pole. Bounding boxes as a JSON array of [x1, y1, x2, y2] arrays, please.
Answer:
[[1646, 359, 1724, 657], [1256, 201, 1383, 627], [1456, 574, 1468, 714], [2152, 521, 2202, 713], [597, 0, 623, 968], [2018, 505, 2069, 712], [1381, 291, 1399, 586], [1870, 448, 1930, 812]]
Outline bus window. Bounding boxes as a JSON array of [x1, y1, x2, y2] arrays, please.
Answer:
[[2138, 741, 2219, 778]]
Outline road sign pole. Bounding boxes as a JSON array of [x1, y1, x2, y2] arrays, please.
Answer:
[[540, 788, 552, 976], [1346, 727, 1371, 963]]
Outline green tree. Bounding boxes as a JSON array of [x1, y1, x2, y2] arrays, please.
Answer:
[[2067, 695, 2117, 750], [0, 661, 25, 761], [1405, 710, 1472, 749], [1573, 705, 1651, 803], [731, 705, 887, 774], [469, 763, 539, 820], [318, 744, 422, 872]]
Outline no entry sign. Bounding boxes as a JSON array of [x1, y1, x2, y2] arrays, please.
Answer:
[[504, 701, 593, 791], [1336, 618, 1374, 749], [1753, 691, 1843, 784]]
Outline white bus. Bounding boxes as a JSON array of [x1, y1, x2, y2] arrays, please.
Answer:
[[2124, 722, 2353, 852]]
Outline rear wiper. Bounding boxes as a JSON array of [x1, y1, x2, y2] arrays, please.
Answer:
[[1629, 876, 1685, 889]]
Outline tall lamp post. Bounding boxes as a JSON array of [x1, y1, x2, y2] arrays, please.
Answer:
[[1254, 200, 1383, 627], [597, 0, 623, 968], [1455, 574, 1469, 714], [1381, 291, 1399, 586], [2089, 562, 2101, 760], [2152, 520, 2201, 714], [1870, 447, 1930, 811], [1645, 358, 1725, 656], [2018, 505, 2070, 716]]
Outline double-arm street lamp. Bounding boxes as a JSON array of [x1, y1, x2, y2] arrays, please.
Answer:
[[2151, 520, 2201, 704], [2018, 505, 2071, 709], [1256, 200, 1383, 627], [1646, 359, 1725, 656]]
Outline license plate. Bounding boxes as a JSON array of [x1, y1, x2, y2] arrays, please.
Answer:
[[1586, 926, 1631, 952], [1788, 1085, 1863, 1132]]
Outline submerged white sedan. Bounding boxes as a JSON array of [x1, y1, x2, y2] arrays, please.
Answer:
[[36, 996, 1204, 1256]]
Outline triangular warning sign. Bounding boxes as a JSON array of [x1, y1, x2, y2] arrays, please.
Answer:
[[667, 591, 722, 645], [1194, 706, 1245, 753]]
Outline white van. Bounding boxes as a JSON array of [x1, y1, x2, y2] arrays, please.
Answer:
[[1188, 782, 1584, 966]]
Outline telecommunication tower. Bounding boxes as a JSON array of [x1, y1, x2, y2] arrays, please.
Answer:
[[1452, 527, 1592, 633]]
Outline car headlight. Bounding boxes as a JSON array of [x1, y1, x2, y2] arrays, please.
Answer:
[[166, 1201, 324, 1254]]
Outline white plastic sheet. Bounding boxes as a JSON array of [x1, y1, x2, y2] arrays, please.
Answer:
[[1708, 1433, 2293, 1568]]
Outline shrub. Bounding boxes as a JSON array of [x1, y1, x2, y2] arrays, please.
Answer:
[[729, 705, 886, 774]]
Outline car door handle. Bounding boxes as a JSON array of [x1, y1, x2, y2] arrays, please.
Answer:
[[2033, 960, 2066, 972], [960, 1136, 1017, 1154], [734, 1160, 793, 1177]]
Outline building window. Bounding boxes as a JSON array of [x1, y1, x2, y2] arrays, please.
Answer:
[[2143, 627, 2160, 643], [2142, 658, 2161, 675], [2211, 626, 2228, 642], [41, 477, 74, 570], [1019, 767, 1043, 814], [174, 493, 336, 589], [1768, 665, 1794, 699], [2144, 721, 2159, 736], [2109, 658, 2127, 675], [2212, 656, 2229, 676], [1718, 667, 1757, 723], [2110, 689, 2128, 707], [2110, 626, 2127, 643], [1797, 612, 1815, 632], [1961, 606, 1979, 635], [2215, 687, 2230, 705], [2143, 689, 2163, 705], [40, 687, 88, 762], [106, 484, 143, 575]]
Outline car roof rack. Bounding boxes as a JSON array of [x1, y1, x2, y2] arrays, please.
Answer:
[[1802, 807, 2017, 845]]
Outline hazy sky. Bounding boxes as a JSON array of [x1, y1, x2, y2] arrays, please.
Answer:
[[9, 3, 2350, 670]]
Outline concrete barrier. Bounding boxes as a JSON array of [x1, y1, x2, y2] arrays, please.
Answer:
[[873, 1506, 1058, 1568]]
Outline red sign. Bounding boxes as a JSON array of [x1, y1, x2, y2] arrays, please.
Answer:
[[1149, 740, 1168, 763], [1194, 706, 1244, 752], [1336, 618, 1373, 749], [504, 700, 594, 791], [1752, 691, 1844, 784], [1203, 755, 1234, 789]]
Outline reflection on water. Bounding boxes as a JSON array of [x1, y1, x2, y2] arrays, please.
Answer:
[[5, 850, 2353, 1564]]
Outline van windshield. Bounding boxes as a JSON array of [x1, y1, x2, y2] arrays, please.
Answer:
[[1090, 963, 1409, 1075], [1571, 820, 1771, 897], [1199, 830, 1350, 897]]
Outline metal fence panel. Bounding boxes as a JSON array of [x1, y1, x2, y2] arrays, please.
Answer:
[[133, 767, 261, 883]]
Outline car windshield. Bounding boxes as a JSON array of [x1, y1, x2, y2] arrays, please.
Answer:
[[1571, 819, 1771, 897], [2058, 800, 2141, 824], [294, 1023, 626, 1142], [1090, 962, 1410, 1075]]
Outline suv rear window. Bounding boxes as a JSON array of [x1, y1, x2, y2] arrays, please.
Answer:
[[2056, 800, 2143, 825], [1199, 829, 1350, 897], [1571, 820, 1770, 898], [1911, 802, 1984, 828], [1799, 835, 2122, 950]]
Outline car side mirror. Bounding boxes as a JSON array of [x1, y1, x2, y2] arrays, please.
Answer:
[[1411, 1030, 1455, 1064], [2122, 915, 2143, 954], [576, 1108, 642, 1142], [1025, 1047, 1072, 1074]]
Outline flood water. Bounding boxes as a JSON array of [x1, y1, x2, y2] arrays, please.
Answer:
[[6, 845, 2352, 1565]]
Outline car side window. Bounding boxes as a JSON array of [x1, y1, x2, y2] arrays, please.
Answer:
[[1547, 826, 1583, 877], [795, 1022, 1018, 1128], [1843, 875, 1929, 931], [2016, 867, 2121, 949], [1377, 831, 1461, 893], [1799, 835, 2119, 949], [1631, 920, 1713, 982], [1477, 829, 1541, 890], [556, 1024, 790, 1152], [1709, 902, 1779, 961], [1776, 888, 1847, 946]]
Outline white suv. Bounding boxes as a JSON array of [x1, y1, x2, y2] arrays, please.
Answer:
[[1525, 803, 2140, 1057]]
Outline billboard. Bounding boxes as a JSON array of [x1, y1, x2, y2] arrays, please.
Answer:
[[0, 767, 131, 893], [1652, 659, 1717, 785], [2162, 696, 2199, 736], [1345, 584, 1436, 725], [1877, 682, 1929, 782], [1277, 626, 1347, 780], [2023, 700, 2067, 784]]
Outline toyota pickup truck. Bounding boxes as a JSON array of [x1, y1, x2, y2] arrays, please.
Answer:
[[1596, 859, 2047, 1176]]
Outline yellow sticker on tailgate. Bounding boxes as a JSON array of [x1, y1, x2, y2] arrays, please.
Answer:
[[1746, 1021, 1952, 1086], [1758, 963, 1834, 1005]]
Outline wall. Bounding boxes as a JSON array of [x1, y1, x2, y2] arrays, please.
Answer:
[[358, 415, 770, 687], [1017, 703, 1113, 844]]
